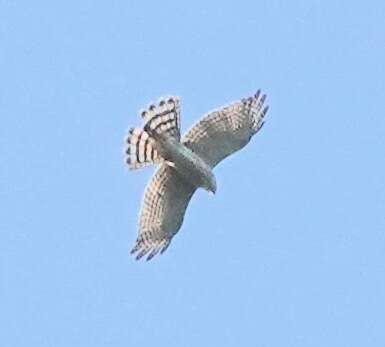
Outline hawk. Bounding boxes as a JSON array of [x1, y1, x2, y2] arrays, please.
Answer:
[[125, 91, 268, 260]]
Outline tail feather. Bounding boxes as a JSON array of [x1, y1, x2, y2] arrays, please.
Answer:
[[141, 96, 181, 140], [125, 128, 162, 170]]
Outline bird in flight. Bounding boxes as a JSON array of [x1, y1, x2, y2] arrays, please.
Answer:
[[125, 91, 268, 260]]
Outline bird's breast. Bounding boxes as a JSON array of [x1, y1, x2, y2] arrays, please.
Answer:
[[157, 139, 214, 189]]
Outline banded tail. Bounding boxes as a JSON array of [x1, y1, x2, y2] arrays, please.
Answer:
[[125, 96, 181, 170], [141, 96, 181, 140], [125, 128, 162, 170]]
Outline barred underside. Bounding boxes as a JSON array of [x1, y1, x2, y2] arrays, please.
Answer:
[[130, 164, 196, 261], [126, 91, 269, 261], [182, 89, 269, 168], [125, 128, 162, 170]]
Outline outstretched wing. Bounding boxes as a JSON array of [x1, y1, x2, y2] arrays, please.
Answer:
[[182, 91, 268, 168], [131, 164, 196, 260]]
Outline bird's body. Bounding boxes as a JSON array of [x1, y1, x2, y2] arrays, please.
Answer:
[[125, 91, 268, 260], [151, 133, 216, 193]]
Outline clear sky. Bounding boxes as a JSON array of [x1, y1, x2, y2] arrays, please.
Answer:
[[1, 1, 385, 346]]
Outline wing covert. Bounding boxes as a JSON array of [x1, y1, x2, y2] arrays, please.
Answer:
[[131, 164, 196, 260], [182, 91, 268, 167]]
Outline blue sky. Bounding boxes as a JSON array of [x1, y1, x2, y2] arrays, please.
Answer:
[[1, 1, 385, 346]]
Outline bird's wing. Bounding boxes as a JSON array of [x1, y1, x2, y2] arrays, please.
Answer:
[[131, 164, 196, 260], [182, 91, 268, 168]]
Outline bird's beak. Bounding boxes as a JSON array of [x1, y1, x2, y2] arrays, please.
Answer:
[[205, 186, 216, 195]]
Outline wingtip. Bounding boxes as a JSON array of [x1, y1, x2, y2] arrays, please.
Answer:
[[130, 246, 138, 255], [146, 251, 158, 261], [135, 249, 147, 260]]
